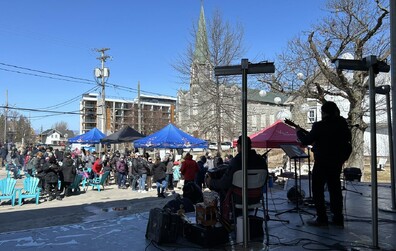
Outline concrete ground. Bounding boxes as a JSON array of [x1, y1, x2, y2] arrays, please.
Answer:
[[0, 168, 396, 251]]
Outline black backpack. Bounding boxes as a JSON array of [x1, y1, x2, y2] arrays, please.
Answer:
[[182, 182, 203, 204], [163, 194, 195, 213]]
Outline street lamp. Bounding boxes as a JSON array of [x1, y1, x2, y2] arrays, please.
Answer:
[[259, 90, 267, 97], [274, 97, 281, 105]]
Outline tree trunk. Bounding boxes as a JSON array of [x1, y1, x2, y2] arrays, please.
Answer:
[[347, 101, 367, 177]]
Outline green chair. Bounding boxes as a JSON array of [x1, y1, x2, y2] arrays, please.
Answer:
[[81, 167, 92, 191], [0, 177, 17, 206], [88, 171, 110, 192], [16, 177, 41, 206], [68, 174, 83, 193]]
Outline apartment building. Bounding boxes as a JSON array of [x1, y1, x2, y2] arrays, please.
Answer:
[[79, 93, 176, 136]]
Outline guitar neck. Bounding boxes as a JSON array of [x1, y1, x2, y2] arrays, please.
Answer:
[[284, 119, 309, 134]]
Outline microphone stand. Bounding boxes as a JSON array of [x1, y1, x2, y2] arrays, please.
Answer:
[[304, 146, 314, 206]]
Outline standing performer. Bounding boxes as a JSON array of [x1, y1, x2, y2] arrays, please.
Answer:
[[296, 101, 351, 228]]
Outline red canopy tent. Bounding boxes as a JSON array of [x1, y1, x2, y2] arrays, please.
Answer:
[[233, 120, 302, 148]]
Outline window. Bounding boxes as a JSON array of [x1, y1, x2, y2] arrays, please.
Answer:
[[308, 109, 317, 123]]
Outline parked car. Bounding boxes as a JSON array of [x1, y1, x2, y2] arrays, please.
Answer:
[[209, 142, 217, 150], [208, 142, 233, 151], [221, 142, 232, 150]]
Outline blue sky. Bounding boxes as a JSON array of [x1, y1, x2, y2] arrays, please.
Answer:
[[0, 0, 326, 131]]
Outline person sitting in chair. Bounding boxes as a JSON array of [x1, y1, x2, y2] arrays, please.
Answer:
[[205, 136, 267, 221]]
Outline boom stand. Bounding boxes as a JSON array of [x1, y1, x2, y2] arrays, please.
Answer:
[[264, 175, 290, 224], [342, 174, 363, 195], [275, 145, 315, 224]]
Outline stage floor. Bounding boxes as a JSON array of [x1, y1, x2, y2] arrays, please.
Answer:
[[0, 178, 395, 251]]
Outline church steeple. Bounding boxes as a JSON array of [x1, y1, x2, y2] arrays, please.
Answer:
[[194, 2, 209, 65]]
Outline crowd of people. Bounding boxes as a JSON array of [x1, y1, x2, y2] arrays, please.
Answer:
[[0, 143, 237, 202]]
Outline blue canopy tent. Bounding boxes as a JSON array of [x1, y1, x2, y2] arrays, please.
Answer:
[[68, 128, 106, 144], [133, 124, 208, 149]]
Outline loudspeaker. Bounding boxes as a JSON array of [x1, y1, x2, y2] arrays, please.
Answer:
[[287, 186, 305, 204], [145, 208, 182, 244], [184, 224, 229, 247], [343, 167, 362, 182]]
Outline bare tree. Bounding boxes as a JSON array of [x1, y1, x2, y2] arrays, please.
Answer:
[[53, 121, 68, 134], [53, 121, 75, 138], [175, 8, 246, 151], [259, 0, 390, 170], [0, 111, 35, 145]]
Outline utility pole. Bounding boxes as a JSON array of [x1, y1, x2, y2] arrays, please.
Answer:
[[138, 81, 142, 133], [4, 90, 7, 144], [94, 48, 110, 135]]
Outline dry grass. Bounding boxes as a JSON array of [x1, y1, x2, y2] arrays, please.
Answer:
[[221, 149, 393, 183], [265, 150, 392, 183], [362, 157, 392, 183]]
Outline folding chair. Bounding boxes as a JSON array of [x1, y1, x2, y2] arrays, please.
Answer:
[[231, 169, 269, 244]]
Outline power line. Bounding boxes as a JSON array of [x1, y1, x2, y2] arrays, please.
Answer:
[[0, 62, 96, 83], [0, 105, 84, 115], [0, 61, 176, 97], [0, 67, 95, 86], [37, 86, 100, 110]]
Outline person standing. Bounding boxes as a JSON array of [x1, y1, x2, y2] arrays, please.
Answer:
[[172, 160, 181, 189], [116, 155, 127, 189], [43, 156, 61, 201], [136, 153, 149, 193], [296, 101, 351, 228], [180, 153, 199, 184], [127, 153, 139, 191], [195, 156, 208, 189], [151, 156, 167, 198], [0, 145, 7, 168], [146, 156, 154, 191], [60, 152, 76, 198], [164, 155, 174, 191], [34, 152, 46, 193]]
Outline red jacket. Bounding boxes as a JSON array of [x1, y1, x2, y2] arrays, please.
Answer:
[[92, 159, 103, 175], [180, 155, 199, 182]]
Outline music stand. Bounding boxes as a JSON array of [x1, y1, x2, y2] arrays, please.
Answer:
[[275, 144, 314, 224]]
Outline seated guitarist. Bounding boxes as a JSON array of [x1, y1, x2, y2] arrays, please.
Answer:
[[295, 101, 351, 228]]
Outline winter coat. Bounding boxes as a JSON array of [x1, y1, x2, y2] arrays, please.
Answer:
[[92, 159, 103, 175], [173, 165, 181, 181], [84, 154, 95, 168], [0, 147, 7, 159], [35, 157, 46, 178], [137, 158, 149, 175], [209, 149, 267, 191], [43, 162, 60, 183], [297, 115, 352, 165], [127, 158, 139, 176], [61, 157, 76, 183], [152, 162, 166, 182], [166, 161, 174, 175], [180, 155, 199, 182], [195, 160, 208, 185], [116, 159, 127, 173]]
